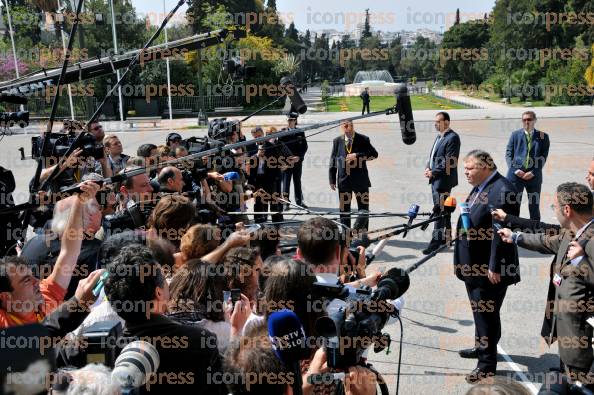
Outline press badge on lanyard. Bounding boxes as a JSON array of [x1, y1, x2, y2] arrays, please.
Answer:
[[553, 273, 562, 287]]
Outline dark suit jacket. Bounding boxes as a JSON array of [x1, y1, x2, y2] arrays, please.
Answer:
[[505, 129, 550, 184], [426, 129, 461, 191], [123, 314, 226, 394], [329, 133, 378, 191], [279, 129, 308, 159], [519, 224, 594, 370], [247, 142, 284, 190], [360, 91, 370, 104], [454, 172, 521, 288], [504, 215, 561, 343]]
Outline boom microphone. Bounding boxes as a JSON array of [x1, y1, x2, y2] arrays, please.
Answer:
[[280, 77, 307, 114], [372, 267, 410, 301], [268, 309, 307, 395], [395, 84, 416, 145], [0, 92, 28, 105]]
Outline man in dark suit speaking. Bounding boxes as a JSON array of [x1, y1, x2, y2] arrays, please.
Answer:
[[454, 150, 520, 383], [423, 111, 461, 255], [329, 120, 378, 232]]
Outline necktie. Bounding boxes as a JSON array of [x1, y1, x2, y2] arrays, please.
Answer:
[[429, 136, 441, 170], [524, 132, 532, 169], [467, 187, 480, 207], [346, 138, 353, 153]]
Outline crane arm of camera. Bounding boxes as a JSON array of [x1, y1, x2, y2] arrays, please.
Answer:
[[21, 0, 86, 242], [38, 0, 190, 194], [0, 29, 246, 95]]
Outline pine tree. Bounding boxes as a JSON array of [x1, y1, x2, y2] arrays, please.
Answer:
[[455, 8, 460, 25], [362, 9, 372, 39]]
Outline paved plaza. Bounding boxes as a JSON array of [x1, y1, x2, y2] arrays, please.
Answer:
[[2, 108, 593, 394]]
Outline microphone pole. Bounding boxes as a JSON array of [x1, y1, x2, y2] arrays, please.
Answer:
[[21, 0, 85, 241], [39, 0, 189, 192]]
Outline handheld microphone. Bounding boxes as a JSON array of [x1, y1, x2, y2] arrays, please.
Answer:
[[111, 341, 160, 389], [459, 202, 472, 234], [268, 309, 307, 395], [372, 267, 410, 301], [402, 204, 420, 238], [365, 238, 388, 265], [394, 84, 416, 145], [280, 77, 307, 114], [0, 92, 28, 104], [223, 171, 240, 181], [443, 196, 457, 214]]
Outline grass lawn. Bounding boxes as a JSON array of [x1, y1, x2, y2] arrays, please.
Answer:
[[324, 95, 468, 112], [483, 95, 548, 107], [452, 88, 551, 107]]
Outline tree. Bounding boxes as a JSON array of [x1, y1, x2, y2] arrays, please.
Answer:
[[455, 8, 460, 25], [285, 22, 299, 42], [438, 21, 490, 84], [362, 9, 372, 39]]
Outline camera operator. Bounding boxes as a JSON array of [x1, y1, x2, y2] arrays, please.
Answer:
[[166, 132, 183, 151], [38, 125, 113, 189], [98, 135, 129, 176], [210, 130, 251, 223], [0, 181, 98, 328], [21, 182, 103, 300], [117, 166, 154, 212], [157, 166, 185, 194], [296, 217, 380, 288], [88, 122, 105, 144], [104, 243, 226, 394]]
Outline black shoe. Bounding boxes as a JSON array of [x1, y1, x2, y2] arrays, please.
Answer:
[[458, 348, 478, 359], [465, 368, 495, 384], [422, 244, 441, 255], [297, 202, 308, 209]]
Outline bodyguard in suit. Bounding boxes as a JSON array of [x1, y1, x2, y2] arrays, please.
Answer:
[[360, 87, 371, 115], [499, 183, 594, 388], [280, 112, 308, 208], [454, 150, 520, 383], [329, 120, 378, 231], [505, 111, 550, 221], [423, 111, 461, 254]]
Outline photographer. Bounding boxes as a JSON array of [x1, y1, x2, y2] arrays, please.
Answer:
[[157, 166, 185, 194], [296, 217, 380, 288], [0, 181, 98, 328], [21, 183, 103, 299], [38, 126, 113, 189], [98, 135, 129, 176], [117, 165, 154, 212], [104, 244, 226, 394]]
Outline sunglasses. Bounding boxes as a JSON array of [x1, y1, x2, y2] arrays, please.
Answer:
[[522, 118, 534, 122]]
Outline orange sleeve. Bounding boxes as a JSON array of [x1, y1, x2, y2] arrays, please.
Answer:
[[0, 311, 11, 328], [39, 278, 67, 317]]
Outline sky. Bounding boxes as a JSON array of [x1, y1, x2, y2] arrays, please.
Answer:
[[131, 0, 496, 33]]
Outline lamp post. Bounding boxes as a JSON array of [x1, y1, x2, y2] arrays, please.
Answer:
[[109, 0, 125, 123]]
